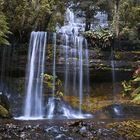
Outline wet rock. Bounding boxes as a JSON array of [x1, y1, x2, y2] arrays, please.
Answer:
[[0, 119, 140, 140], [0, 93, 10, 109], [0, 105, 10, 118], [102, 104, 140, 118], [0, 93, 12, 118], [20, 132, 27, 139], [67, 120, 82, 127], [55, 134, 66, 139], [79, 126, 87, 134], [45, 126, 59, 133]]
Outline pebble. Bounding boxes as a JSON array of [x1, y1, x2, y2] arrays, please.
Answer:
[[20, 132, 26, 139], [60, 126, 68, 132], [55, 134, 65, 139], [80, 126, 87, 134]]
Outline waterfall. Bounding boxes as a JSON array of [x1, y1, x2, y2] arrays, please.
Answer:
[[16, 7, 92, 120], [45, 7, 91, 119], [64, 34, 69, 95], [58, 7, 90, 115], [47, 33, 57, 119], [84, 40, 90, 95], [52, 33, 57, 96], [23, 31, 47, 119], [111, 48, 115, 91], [78, 37, 83, 113]]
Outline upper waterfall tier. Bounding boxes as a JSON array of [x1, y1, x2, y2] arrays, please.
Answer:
[[57, 8, 85, 35]]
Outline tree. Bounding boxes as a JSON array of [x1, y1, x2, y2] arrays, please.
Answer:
[[0, 0, 10, 46], [119, 0, 140, 28], [2, 0, 66, 43], [72, 0, 107, 31]]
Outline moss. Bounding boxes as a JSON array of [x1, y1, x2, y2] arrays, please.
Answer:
[[0, 105, 11, 118], [114, 51, 124, 60], [107, 120, 140, 139], [63, 95, 131, 113]]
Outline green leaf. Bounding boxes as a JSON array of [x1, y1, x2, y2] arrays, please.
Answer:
[[133, 77, 140, 82]]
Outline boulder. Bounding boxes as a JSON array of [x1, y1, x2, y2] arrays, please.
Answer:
[[0, 105, 11, 118], [0, 93, 12, 118]]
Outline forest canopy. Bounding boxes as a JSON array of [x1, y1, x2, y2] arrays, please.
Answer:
[[0, 0, 139, 45]]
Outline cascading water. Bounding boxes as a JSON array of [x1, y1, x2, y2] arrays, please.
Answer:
[[111, 48, 116, 98], [58, 7, 90, 116], [84, 40, 90, 95], [45, 7, 91, 119], [64, 34, 69, 95], [78, 37, 83, 113], [22, 32, 47, 119], [17, 7, 92, 120], [47, 33, 57, 119], [111, 48, 121, 116], [52, 33, 57, 96]]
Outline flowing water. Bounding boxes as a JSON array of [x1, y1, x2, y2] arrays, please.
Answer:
[[23, 32, 47, 119], [58, 8, 90, 114], [111, 48, 117, 100], [17, 7, 92, 120], [46, 7, 91, 119]]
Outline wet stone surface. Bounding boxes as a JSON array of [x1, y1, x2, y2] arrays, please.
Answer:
[[1, 119, 140, 140]]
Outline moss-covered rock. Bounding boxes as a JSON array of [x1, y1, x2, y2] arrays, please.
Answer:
[[0, 94, 9, 110], [107, 120, 140, 139], [0, 105, 11, 118], [0, 93, 12, 118]]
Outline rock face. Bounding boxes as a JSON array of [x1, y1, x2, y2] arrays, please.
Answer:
[[0, 93, 12, 118], [97, 104, 140, 118]]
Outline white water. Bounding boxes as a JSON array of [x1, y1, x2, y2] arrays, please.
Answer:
[[17, 8, 92, 120], [111, 48, 116, 98], [84, 40, 90, 94], [45, 7, 92, 119], [58, 8, 90, 116], [23, 32, 47, 119], [64, 34, 69, 95], [47, 33, 57, 119], [78, 37, 83, 113], [52, 33, 57, 96]]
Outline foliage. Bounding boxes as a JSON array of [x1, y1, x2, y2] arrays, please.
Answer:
[[0, 0, 10, 45], [2, 0, 66, 43], [118, 0, 140, 40], [84, 28, 114, 48], [122, 67, 140, 103], [0, 14, 10, 45], [0, 0, 139, 44], [119, 0, 140, 28], [71, 0, 110, 31], [113, 0, 140, 38], [121, 81, 132, 96], [43, 73, 63, 98], [47, 44, 53, 61], [114, 51, 123, 60]]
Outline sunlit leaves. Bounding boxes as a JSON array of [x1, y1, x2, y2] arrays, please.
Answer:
[[84, 28, 114, 48], [0, 1, 10, 46], [43, 73, 63, 98], [1, 0, 66, 43]]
